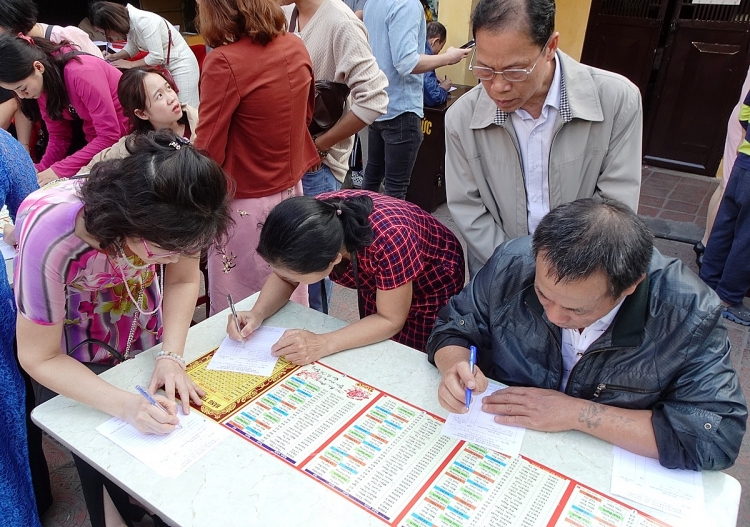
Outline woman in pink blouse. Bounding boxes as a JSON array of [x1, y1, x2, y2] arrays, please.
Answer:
[[0, 34, 129, 185], [15, 130, 232, 525]]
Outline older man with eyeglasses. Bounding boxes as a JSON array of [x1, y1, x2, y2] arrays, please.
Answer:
[[446, 0, 643, 276]]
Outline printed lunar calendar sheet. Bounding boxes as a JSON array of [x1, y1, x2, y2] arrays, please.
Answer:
[[187, 349, 299, 421], [302, 395, 458, 522], [223, 362, 381, 465], [186, 350, 674, 527], [399, 452, 674, 527]]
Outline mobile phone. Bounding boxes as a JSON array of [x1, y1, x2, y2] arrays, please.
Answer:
[[460, 39, 476, 49]]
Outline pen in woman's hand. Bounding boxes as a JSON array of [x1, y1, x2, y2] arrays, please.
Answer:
[[135, 385, 181, 428], [227, 294, 243, 339]]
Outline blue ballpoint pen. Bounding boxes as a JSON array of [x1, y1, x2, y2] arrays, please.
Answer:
[[465, 345, 477, 409], [135, 385, 181, 429]]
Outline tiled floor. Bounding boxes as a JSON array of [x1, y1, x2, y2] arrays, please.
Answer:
[[40, 166, 749, 527]]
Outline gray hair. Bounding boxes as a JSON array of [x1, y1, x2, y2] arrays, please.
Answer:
[[471, 0, 555, 47]]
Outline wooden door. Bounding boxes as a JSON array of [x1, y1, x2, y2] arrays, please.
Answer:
[[581, 0, 750, 177], [644, 0, 750, 175], [581, 0, 668, 96]]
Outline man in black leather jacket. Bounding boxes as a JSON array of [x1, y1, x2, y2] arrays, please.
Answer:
[[427, 198, 747, 471]]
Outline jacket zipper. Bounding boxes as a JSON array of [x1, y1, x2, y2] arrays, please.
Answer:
[[527, 302, 639, 394], [528, 307, 565, 390], [592, 383, 656, 398], [565, 346, 617, 395]]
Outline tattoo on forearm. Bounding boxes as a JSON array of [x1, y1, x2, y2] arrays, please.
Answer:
[[578, 402, 605, 429]]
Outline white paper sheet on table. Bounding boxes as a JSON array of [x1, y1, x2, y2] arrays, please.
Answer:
[[448, 86, 457, 92], [0, 206, 13, 260], [96, 409, 228, 478], [0, 237, 14, 260], [441, 381, 526, 457], [206, 326, 285, 376], [611, 446, 705, 525]]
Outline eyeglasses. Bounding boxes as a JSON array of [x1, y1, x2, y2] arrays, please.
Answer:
[[141, 239, 180, 259], [469, 38, 551, 83]]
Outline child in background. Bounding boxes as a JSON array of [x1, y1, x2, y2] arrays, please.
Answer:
[[423, 21, 451, 107]]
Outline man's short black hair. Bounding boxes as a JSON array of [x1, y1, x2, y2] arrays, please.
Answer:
[[427, 21, 447, 43], [532, 198, 653, 298], [471, 0, 555, 48]]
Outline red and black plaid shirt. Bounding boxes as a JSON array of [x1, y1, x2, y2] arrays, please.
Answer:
[[321, 191, 465, 351]]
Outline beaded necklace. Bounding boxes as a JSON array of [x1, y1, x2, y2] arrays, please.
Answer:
[[108, 245, 165, 359]]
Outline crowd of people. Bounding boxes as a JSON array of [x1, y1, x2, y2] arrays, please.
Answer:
[[0, 0, 746, 525]]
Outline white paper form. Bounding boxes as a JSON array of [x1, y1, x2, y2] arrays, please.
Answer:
[[0, 206, 13, 260], [96, 409, 228, 478], [207, 326, 286, 376], [611, 446, 705, 525], [0, 237, 14, 260], [442, 382, 526, 457]]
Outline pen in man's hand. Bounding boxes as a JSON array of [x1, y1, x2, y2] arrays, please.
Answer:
[[227, 294, 243, 338], [465, 345, 477, 409], [135, 385, 181, 428]]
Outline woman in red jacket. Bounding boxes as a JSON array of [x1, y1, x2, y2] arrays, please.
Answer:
[[195, 0, 318, 314]]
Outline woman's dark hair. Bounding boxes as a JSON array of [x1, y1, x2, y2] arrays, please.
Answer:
[[471, 0, 555, 48], [0, 34, 81, 121], [427, 21, 447, 43], [89, 2, 131, 35], [532, 198, 653, 299], [0, 0, 38, 34], [257, 194, 374, 274], [81, 129, 235, 254], [196, 0, 286, 48], [118, 67, 184, 134]]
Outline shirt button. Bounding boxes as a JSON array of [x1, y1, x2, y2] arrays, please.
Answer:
[[704, 423, 712, 430], [459, 320, 465, 326]]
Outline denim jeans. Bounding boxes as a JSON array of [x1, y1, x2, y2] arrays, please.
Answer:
[[700, 162, 750, 305], [362, 112, 423, 200], [301, 163, 341, 313]]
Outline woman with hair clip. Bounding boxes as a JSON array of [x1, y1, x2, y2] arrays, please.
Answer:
[[195, 0, 318, 314], [89, 1, 200, 107], [14, 129, 233, 526], [79, 66, 198, 173], [0, 33, 129, 186], [228, 190, 465, 363]]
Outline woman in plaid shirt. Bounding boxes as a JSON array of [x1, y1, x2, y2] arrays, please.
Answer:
[[228, 190, 465, 363]]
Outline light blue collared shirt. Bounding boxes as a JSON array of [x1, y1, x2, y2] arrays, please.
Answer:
[[510, 55, 561, 233], [364, 0, 425, 121]]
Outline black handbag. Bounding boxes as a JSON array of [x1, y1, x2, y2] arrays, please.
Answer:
[[288, 7, 350, 137], [309, 80, 351, 136]]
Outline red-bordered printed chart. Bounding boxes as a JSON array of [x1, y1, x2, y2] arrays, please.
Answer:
[[188, 351, 673, 527]]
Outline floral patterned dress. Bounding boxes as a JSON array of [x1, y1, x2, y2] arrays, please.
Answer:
[[14, 179, 161, 365]]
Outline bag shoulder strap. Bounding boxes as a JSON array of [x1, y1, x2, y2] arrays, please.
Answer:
[[163, 20, 172, 66], [45, 24, 55, 40], [289, 7, 299, 33]]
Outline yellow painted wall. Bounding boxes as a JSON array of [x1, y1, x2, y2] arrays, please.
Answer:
[[436, 0, 593, 85], [436, 0, 479, 86], [555, 0, 593, 61]]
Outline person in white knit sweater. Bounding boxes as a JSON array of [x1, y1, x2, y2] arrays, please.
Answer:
[[281, 0, 389, 312]]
